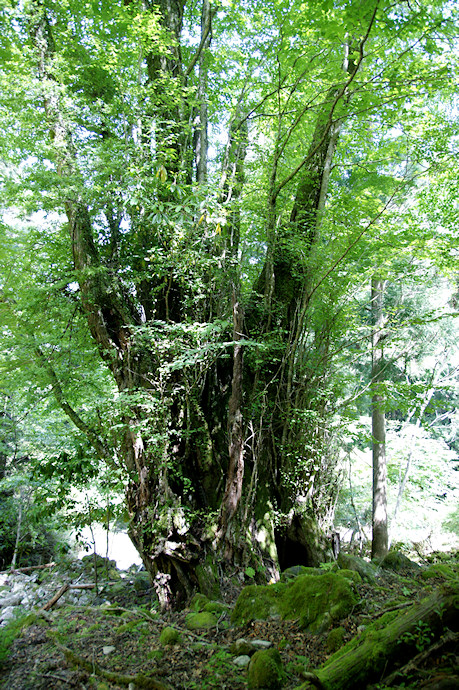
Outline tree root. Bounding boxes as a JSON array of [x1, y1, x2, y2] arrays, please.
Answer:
[[54, 640, 172, 689]]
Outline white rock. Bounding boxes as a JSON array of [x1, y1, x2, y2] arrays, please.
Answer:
[[1, 606, 16, 622], [0, 593, 23, 607], [233, 655, 251, 667], [103, 646, 116, 655], [251, 639, 272, 649]]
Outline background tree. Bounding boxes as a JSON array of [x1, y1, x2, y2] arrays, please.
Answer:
[[371, 277, 388, 559]]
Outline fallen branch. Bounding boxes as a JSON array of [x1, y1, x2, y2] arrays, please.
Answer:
[[373, 601, 413, 617], [37, 580, 121, 611], [380, 629, 459, 687], [69, 582, 119, 590], [55, 640, 172, 689], [40, 583, 70, 611], [299, 581, 459, 690], [0, 562, 56, 575]]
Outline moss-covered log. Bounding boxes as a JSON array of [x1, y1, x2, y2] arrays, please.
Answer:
[[299, 580, 459, 690]]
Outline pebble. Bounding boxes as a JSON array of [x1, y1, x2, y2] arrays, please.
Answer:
[[251, 639, 273, 649], [233, 655, 251, 667]]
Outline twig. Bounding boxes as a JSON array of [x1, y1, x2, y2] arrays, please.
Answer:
[[373, 601, 413, 618], [35, 672, 73, 685], [69, 582, 120, 590]]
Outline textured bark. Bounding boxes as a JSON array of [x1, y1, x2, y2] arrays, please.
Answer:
[[218, 287, 245, 560], [371, 277, 388, 560]]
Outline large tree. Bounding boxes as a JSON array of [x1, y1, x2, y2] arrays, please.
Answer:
[[0, 0, 456, 603]]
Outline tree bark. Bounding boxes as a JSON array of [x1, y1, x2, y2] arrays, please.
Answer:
[[217, 286, 245, 560], [194, 0, 212, 183], [371, 277, 388, 560]]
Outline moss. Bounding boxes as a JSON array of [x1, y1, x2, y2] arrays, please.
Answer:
[[87, 623, 102, 632], [248, 648, 283, 689], [0, 612, 38, 664], [116, 621, 139, 634], [185, 611, 218, 630], [189, 592, 209, 612], [326, 627, 346, 652], [280, 573, 357, 632], [147, 649, 165, 660], [195, 562, 220, 599], [231, 583, 286, 625], [159, 626, 181, 645], [203, 600, 229, 615], [338, 569, 362, 585], [232, 572, 357, 633], [421, 564, 459, 581]]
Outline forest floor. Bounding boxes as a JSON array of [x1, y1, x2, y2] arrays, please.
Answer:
[[0, 554, 458, 690]]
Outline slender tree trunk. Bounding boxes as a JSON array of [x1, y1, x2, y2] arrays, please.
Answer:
[[10, 488, 24, 570], [217, 285, 245, 560], [371, 276, 388, 560], [195, 0, 211, 183]]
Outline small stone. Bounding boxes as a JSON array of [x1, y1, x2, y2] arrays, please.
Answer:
[[233, 655, 251, 667], [102, 646, 116, 655], [230, 638, 254, 655], [251, 640, 272, 649], [1, 606, 16, 623], [0, 593, 23, 607]]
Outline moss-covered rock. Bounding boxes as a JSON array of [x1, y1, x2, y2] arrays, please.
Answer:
[[159, 626, 181, 645], [189, 592, 209, 612], [133, 571, 152, 593], [189, 593, 229, 617], [280, 566, 323, 582], [230, 638, 256, 656], [231, 582, 286, 626], [380, 551, 421, 573], [203, 600, 229, 615], [248, 648, 283, 689], [185, 611, 218, 630], [232, 571, 357, 632], [338, 568, 362, 585], [280, 572, 357, 632], [421, 563, 459, 581], [326, 626, 346, 652], [337, 553, 377, 583]]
